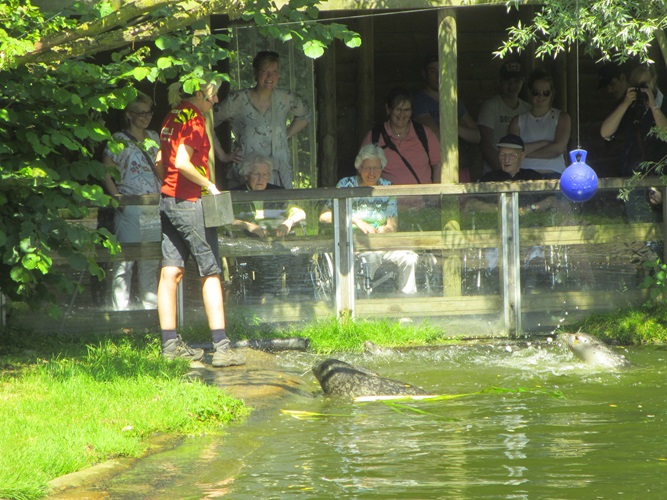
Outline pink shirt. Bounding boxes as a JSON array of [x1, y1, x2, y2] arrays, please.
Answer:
[[361, 121, 441, 185]]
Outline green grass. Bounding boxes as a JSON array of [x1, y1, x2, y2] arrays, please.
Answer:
[[561, 304, 667, 344], [285, 316, 451, 354], [180, 311, 453, 354], [0, 330, 249, 500]]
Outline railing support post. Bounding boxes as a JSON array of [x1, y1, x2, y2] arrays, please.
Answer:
[[501, 192, 522, 337]]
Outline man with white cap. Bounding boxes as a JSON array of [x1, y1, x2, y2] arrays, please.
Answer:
[[480, 134, 543, 182]]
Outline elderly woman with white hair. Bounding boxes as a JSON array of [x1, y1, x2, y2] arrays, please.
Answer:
[[232, 153, 305, 238], [319, 144, 419, 295], [231, 153, 309, 300]]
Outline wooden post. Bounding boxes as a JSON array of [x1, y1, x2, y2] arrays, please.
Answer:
[[501, 193, 521, 338], [357, 16, 375, 144], [656, 30, 667, 67], [438, 9, 462, 297], [317, 44, 338, 188], [437, 9, 458, 185]]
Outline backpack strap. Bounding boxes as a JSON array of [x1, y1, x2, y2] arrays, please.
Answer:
[[370, 121, 433, 184], [375, 125, 422, 184], [411, 120, 431, 164]]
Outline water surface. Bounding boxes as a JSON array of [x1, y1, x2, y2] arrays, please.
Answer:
[[90, 342, 666, 499]]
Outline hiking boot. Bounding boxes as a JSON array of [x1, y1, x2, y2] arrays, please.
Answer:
[[162, 336, 204, 362], [212, 339, 246, 368]]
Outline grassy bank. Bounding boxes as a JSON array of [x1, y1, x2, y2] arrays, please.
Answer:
[[0, 330, 249, 500], [563, 304, 667, 344]]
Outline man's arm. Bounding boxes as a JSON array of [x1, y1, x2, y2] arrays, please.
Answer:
[[601, 89, 635, 139], [479, 125, 502, 171], [459, 112, 481, 144]]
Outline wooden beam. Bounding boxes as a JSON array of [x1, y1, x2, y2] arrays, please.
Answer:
[[438, 8, 458, 184], [357, 16, 375, 144], [273, 0, 506, 10], [317, 45, 338, 187]]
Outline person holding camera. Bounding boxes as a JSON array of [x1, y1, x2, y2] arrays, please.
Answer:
[[600, 64, 667, 221]]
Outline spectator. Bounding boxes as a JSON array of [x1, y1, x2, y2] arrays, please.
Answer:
[[102, 92, 161, 311], [478, 60, 532, 173], [361, 87, 441, 185], [412, 52, 479, 181], [509, 69, 571, 179], [213, 50, 310, 188], [466, 134, 564, 292], [319, 145, 419, 295], [231, 153, 309, 299], [157, 78, 245, 367], [600, 63, 667, 221], [597, 63, 629, 101]]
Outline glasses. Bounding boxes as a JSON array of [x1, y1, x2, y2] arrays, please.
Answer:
[[249, 172, 270, 179], [531, 89, 552, 97], [130, 110, 154, 118], [499, 153, 519, 160], [360, 166, 382, 173]]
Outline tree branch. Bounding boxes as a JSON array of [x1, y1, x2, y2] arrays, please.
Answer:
[[14, 0, 244, 67]]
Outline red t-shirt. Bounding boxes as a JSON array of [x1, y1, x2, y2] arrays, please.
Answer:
[[160, 102, 210, 201]]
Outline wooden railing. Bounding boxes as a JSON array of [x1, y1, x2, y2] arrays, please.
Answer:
[[12, 178, 664, 337]]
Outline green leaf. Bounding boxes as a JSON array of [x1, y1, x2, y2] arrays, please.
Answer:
[[132, 66, 151, 81], [19, 237, 35, 253], [156, 56, 173, 69], [303, 40, 325, 59], [344, 34, 362, 48], [10, 266, 29, 284], [21, 252, 40, 270], [73, 125, 89, 140]]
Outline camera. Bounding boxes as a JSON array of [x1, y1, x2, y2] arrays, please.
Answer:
[[634, 83, 649, 101]]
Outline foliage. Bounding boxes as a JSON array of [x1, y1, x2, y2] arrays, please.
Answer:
[[497, 0, 667, 64], [0, 0, 359, 313], [640, 257, 667, 305], [562, 305, 667, 344]]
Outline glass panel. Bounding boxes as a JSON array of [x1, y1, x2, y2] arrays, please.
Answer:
[[180, 195, 337, 327], [459, 193, 502, 296], [9, 185, 663, 336], [519, 186, 662, 333]]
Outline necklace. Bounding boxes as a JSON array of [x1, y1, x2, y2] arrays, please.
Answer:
[[391, 125, 408, 138]]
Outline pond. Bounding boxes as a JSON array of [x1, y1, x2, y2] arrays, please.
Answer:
[[65, 340, 667, 498]]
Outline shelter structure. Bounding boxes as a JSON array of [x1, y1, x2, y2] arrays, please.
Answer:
[[13, 1, 667, 338]]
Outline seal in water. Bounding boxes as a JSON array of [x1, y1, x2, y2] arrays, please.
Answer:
[[559, 332, 631, 369], [312, 358, 429, 398]]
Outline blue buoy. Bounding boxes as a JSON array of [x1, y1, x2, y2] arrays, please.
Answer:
[[560, 149, 598, 202]]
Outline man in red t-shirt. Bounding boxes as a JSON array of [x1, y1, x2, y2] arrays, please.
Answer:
[[157, 79, 245, 368]]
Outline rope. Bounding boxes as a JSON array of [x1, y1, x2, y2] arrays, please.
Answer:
[[575, 0, 581, 150]]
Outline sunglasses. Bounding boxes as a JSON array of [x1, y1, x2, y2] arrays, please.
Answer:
[[531, 89, 552, 97]]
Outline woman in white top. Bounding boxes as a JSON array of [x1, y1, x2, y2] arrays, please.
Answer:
[[509, 69, 571, 178]]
